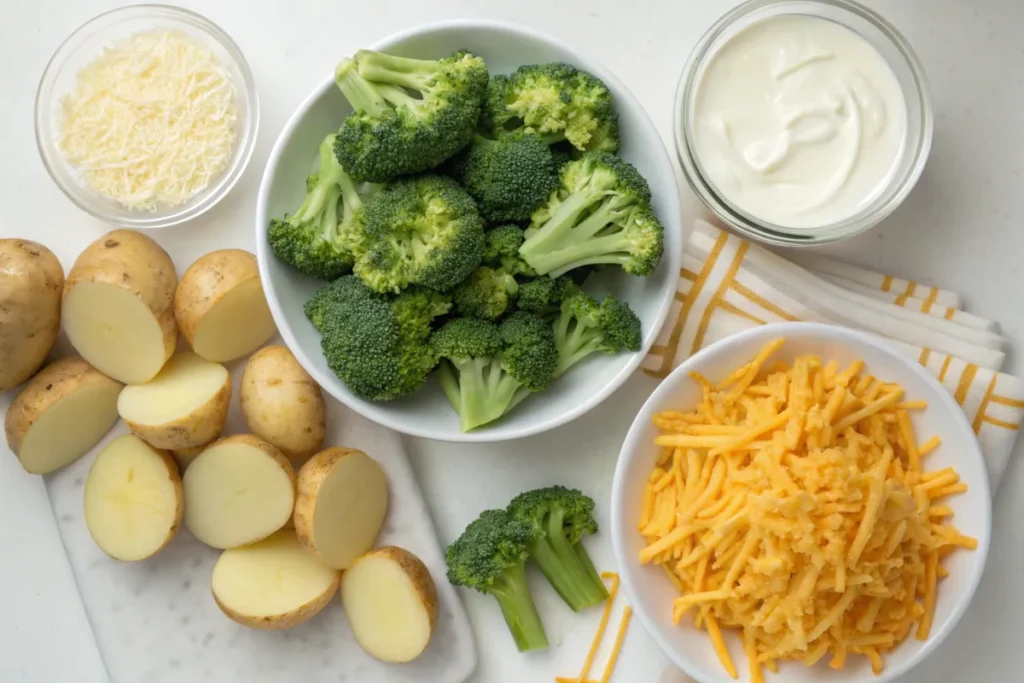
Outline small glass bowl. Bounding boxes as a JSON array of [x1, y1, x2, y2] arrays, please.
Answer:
[[674, 0, 933, 246], [35, 4, 259, 229]]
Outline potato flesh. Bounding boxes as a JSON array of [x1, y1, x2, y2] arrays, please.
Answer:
[[183, 443, 294, 549], [342, 554, 433, 662], [118, 352, 228, 425], [64, 283, 169, 384], [18, 381, 121, 474], [212, 530, 338, 620], [313, 453, 388, 569], [84, 435, 180, 561], [192, 279, 277, 363]]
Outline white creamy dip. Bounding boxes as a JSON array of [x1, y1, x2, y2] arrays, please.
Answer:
[[692, 14, 907, 229]]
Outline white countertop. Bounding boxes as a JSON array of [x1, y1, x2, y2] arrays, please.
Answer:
[[3, 1, 1023, 682]]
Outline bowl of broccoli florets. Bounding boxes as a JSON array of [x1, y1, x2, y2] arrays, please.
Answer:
[[255, 20, 685, 442]]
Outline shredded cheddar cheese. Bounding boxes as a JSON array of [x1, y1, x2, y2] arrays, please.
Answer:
[[59, 29, 237, 211], [640, 339, 976, 679], [556, 572, 632, 683]]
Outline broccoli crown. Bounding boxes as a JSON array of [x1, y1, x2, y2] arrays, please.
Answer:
[[515, 276, 580, 316], [334, 51, 488, 182], [519, 152, 663, 278], [268, 134, 363, 280], [498, 311, 558, 391], [508, 486, 599, 545], [482, 63, 620, 153], [554, 291, 642, 377], [352, 174, 485, 293], [430, 316, 503, 360], [457, 134, 560, 223], [454, 265, 519, 320], [306, 276, 450, 400], [482, 225, 536, 277]]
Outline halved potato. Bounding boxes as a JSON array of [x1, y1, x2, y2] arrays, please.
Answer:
[[117, 351, 230, 450], [341, 546, 438, 662], [212, 529, 340, 630], [62, 230, 177, 384], [293, 448, 389, 569], [175, 250, 277, 362], [5, 356, 122, 474], [83, 435, 183, 561], [183, 434, 295, 549], [171, 441, 215, 473]]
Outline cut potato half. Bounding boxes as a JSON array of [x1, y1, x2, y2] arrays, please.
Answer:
[[341, 547, 438, 662], [171, 441, 214, 472], [63, 230, 177, 384], [183, 434, 295, 549], [118, 351, 230, 450], [293, 448, 389, 569], [5, 356, 122, 474], [84, 435, 183, 561], [212, 529, 340, 630], [175, 250, 276, 362]]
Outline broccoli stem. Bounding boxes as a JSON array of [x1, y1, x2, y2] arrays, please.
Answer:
[[335, 58, 389, 117], [528, 507, 609, 611], [443, 357, 522, 432], [524, 233, 634, 278], [520, 191, 599, 254], [292, 136, 345, 225], [554, 313, 602, 377], [355, 50, 435, 93], [489, 561, 550, 652]]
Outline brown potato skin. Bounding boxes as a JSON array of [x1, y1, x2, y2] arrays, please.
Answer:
[[240, 346, 325, 463], [124, 373, 231, 450], [366, 546, 439, 631], [0, 239, 64, 392], [5, 356, 122, 458], [64, 230, 177, 374], [213, 571, 340, 630]]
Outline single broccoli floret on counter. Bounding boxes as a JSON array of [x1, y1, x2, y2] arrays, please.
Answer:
[[553, 292, 641, 377], [515, 275, 580, 316], [333, 50, 488, 182], [519, 152, 664, 278], [482, 63, 620, 153], [508, 486, 608, 612], [453, 266, 519, 321], [446, 509, 549, 652], [350, 174, 485, 294], [268, 133, 365, 280], [482, 225, 536, 278], [452, 134, 560, 223], [305, 276, 450, 401]]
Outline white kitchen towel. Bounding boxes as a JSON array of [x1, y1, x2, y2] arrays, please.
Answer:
[[642, 219, 1024, 490]]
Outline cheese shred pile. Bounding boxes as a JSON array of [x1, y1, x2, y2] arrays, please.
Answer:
[[639, 338, 977, 681], [59, 29, 238, 211]]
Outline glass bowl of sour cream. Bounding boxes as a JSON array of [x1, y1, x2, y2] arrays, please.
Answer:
[[675, 0, 932, 245]]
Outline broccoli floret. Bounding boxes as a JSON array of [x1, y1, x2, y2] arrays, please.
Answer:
[[497, 311, 559, 392], [482, 225, 536, 277], [333, 51, 488, 182], [454, 266, 519, 320], [446, 509, 549, 652], [305, 276, 450, 400], [508, 486, 608, 612], [454, 134, 560, 223], [482, 64, 619, 153], [553, 292, 642, 377], [351, 174, 485, 293], [268, 134, 365, 280], [516, 275, 580, 316], [519, 152, 664, 277]]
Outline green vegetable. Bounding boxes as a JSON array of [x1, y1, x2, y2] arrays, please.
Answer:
[[446, 509, 549, 652], [516, 275, 580, 316], [519, 152, 664, 277], [351, 174, 485, 293], [305, 276, 451, 400], [333, 50, 488, 182], [482, 63, 619, 153], [453, 266, 519, 321], [482, 225, 536, 278], [454, 134, 560, 223], [508, 486, 608, 612], [268, 134, 365, 280], [554, 292, 642, 377]]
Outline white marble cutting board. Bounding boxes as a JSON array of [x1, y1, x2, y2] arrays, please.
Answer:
[[42, 351, 478, 683]]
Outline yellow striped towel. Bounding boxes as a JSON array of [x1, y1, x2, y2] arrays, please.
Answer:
[[642, 219, 1023, 489]]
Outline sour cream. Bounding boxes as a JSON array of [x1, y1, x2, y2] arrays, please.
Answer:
[[691, 14, 907, 229]]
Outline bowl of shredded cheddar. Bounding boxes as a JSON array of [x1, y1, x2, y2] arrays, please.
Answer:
[[611, 322, 991, 683]]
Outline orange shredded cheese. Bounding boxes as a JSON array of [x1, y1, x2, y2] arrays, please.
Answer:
[[639, 338, 976, 679], [556, 573, 632, 683]]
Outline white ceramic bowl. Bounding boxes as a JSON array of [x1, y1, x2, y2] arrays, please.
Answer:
[[611, 323, 991, 683], [256, 20, 684, 443]]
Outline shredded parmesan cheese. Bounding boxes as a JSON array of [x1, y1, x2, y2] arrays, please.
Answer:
[[641, 339, 976, 679], [59, 29, 237, 211]]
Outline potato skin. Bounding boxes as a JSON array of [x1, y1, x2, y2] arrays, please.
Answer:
[[5, 356, 122, 458], [293, 447, 360, 561], [123, 374, 231, 450], [366, 546, 439, 631], [0, 239, 64, 392], [213, 574, 340, 631], [240, 346, 325, 462], [64, 230, 177, 370]]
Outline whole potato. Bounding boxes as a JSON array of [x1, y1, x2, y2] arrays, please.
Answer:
[[0, 240, 64, 392]]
